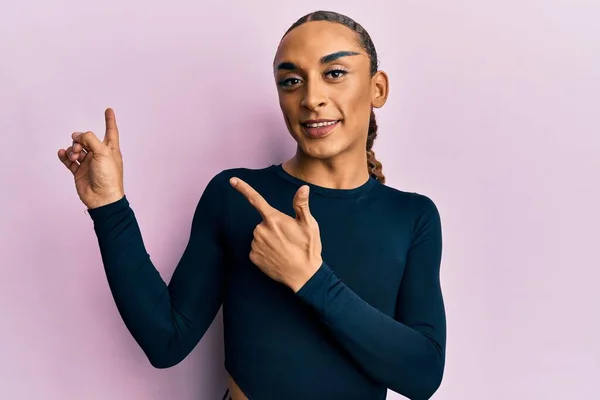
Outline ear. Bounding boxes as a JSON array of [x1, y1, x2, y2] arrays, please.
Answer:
[[371, 70, 389, 109]]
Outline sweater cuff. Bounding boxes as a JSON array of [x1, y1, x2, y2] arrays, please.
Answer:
[[296, 261, 334, 304], [87, 195, 129, 222]]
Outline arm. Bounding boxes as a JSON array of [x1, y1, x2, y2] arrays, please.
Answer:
[[296, 195, 446, 400], [87, 172, 229, 368]]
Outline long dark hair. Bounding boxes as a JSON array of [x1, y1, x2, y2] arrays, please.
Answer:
[[283, 10, 385, 184]]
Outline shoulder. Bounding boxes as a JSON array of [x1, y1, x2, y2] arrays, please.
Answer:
[[207, 164, 276, 188], [202, 165, 279, 206], [376, 184, 440, 221], [195, 164, 276, 220], [374, 185, 442, 246], [375, 186, 443, 251]]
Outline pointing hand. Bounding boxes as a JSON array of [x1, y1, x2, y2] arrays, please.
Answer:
[[57, 108, 125, 209], [230, 177, 323, 292]]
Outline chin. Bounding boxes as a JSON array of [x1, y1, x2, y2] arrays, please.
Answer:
[[298, 138, 349, 160], [288, 123, 354, 158]]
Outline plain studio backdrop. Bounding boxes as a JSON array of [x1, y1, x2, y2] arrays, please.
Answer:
[[1, 0, 598, 399]]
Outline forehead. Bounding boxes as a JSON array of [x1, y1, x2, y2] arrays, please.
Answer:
[[275, 21, 365, 65]]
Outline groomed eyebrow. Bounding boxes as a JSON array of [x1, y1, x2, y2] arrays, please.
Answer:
[[275, 50, 360, 71]]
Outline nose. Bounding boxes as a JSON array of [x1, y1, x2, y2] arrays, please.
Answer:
[[300, 79, 327, 111]]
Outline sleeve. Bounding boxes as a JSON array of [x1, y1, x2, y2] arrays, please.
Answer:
[[87, 171, 229, 368], [295, 194, 446, 400]]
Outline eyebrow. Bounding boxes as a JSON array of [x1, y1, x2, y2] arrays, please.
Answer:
[[275, 50, 360, 71]]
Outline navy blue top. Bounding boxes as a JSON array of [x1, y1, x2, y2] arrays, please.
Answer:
[[88, 164, 446, 400]]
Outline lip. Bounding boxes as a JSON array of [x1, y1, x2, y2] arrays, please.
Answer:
[[301, 119, 340, 125], [300, 119, 341, 138]]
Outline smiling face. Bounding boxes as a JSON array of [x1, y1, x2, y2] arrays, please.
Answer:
[[274, 20, 388, 162]]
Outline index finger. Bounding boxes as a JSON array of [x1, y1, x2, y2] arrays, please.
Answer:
[[103, 108, 119, 148], [230, 177, 276, 219]]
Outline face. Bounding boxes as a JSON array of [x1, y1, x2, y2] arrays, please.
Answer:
[[273, 21, 389, 161]]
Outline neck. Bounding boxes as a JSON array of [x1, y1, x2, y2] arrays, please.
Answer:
[[282, 150, 371, 190]]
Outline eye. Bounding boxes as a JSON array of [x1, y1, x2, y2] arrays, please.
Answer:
[[279, 77, 302, 87], [325, 69, 348, 79]]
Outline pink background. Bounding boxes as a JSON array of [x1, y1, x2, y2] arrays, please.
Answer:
[[1, 1, 599, 399]]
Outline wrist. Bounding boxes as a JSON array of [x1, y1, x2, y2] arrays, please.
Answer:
[[288, 257, 323, 293], [87, 192, 125, 210]]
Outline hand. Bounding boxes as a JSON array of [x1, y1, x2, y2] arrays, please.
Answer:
[[230, 177, 323, 293], [57, 108, 125, 210]]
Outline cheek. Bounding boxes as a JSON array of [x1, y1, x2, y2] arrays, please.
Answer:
[[279, 93, 297, 112], [278, 95, 296, 132], [335, 80, 372, 113], [279, 95, 299, 118], [337, 90, 372, 133]]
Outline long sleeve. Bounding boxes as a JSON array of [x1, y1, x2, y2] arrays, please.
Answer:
[[296, 194, 446, 400], [87, 171, 229, 368]]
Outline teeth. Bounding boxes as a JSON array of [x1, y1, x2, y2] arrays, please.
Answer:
[[305, 121, 338, 128]]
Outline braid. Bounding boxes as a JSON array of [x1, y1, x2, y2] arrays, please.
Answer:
[[366, 110, 385, 183], [283, 11, 385, 184]]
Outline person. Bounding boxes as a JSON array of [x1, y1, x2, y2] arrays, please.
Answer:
[[57, 10, 446, 400]]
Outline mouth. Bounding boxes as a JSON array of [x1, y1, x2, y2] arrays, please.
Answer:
[[300, 119, 341, 138]]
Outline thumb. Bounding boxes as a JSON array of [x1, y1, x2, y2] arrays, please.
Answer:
[[293, 185, 312, 224], [72, 131, 106, 154]]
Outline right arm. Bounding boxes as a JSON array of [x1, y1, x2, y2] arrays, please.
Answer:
[[88, 171, 229, 368]]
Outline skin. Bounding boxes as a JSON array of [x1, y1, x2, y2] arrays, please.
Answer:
[[57, 20, 389, 400]]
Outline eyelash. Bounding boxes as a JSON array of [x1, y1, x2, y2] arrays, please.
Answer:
[[278, 68, 349, 87]]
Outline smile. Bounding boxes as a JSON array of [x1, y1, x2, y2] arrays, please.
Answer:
[[303, 120, 339, 128], [300, 119, 341, 138]]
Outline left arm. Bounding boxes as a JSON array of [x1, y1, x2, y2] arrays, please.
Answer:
[[295, 195, 446, 400]]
